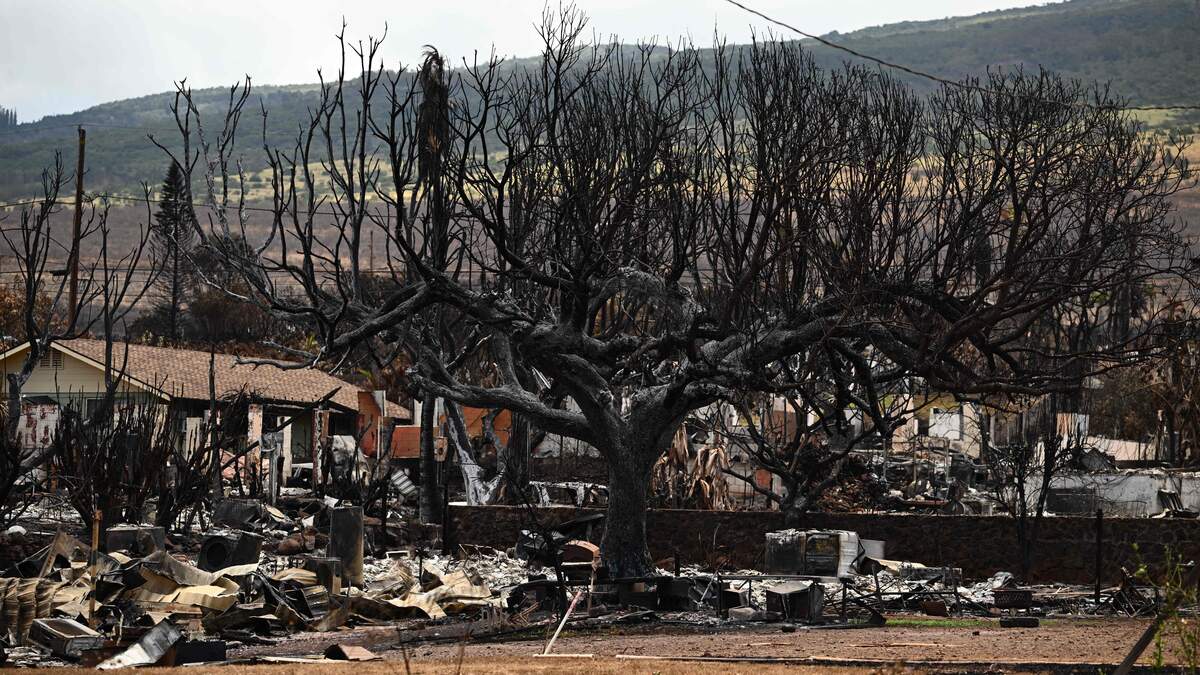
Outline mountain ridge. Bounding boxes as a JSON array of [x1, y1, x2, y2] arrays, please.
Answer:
[[1, 0, 1198, 200]]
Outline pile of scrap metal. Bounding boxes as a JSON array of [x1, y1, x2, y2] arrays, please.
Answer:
[[0, 519, 501, 667], [1154, 489, 1199, 518], [878, 450, 996, 515], [756, 528, 1166, 620], [356, 558, 501, 621], [848, 558, 974, 616], [215, 496, 435, 557], [848, 563, 1171, 618], [0, 530, 245, 667], [760, 529, 1044, 619], [509, 513, 606, 564], [527, 481, 608, 508], [497, 525, 881, 627]]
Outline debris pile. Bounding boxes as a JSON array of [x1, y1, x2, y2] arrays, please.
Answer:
[[0, 496, 1174, 668], [0, 500, 505, 668]]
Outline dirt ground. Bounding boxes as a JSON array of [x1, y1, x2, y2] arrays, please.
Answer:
[[216, 615, 1177, 671], [31, 660, 870, 674], [21, 616, 1182, 673]]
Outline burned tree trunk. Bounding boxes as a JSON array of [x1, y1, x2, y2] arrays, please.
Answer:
[[594, 406, 693, 578], [495, 412, 530, 502], [418, 392, 441, 524], [600, 443, 658, 578], [445, 399, 495, 505]]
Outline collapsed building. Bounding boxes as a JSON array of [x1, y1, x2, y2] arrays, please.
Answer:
[[0, 344, 1190, 668]]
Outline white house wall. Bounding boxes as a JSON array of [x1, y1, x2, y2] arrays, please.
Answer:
[[0, 350, 152, 402], [1026, 471, 1200, 517]]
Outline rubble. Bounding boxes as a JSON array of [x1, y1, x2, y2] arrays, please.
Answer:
[[324, 644, 379, 661], [197, 531, 263, 572], [765, 581, 824, 621], [105, 525, 165, 557], [96, 620, 183, 669], [0, 477, 1171, 671], [0, 498, 504, 667], [28, 618, 104, 658]]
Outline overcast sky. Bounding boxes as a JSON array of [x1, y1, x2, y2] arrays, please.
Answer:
[[1, 0, 1059, 122]]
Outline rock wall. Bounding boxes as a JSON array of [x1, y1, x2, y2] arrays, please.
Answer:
[[447, 505, 1200, 583]]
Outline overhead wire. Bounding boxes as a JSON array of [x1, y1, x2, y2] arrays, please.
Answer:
[[0, 121, 178, 137], [0, 193, 367, 217]]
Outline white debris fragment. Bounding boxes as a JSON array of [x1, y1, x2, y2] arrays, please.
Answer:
[[364, 548, 531, 591]]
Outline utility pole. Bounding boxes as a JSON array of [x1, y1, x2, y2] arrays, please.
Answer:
[[68, 126, 86, 325]]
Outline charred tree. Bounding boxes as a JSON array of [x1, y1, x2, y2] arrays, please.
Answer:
[[160, 13, 1193, 577]]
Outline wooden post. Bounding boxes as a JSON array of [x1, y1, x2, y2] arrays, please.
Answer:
[[716, 572, 723, 618], [1094, 508, 1104, 604], [68, 126, 85, 325], [88, 508, 100, 626], [208, 347, 221, 499]]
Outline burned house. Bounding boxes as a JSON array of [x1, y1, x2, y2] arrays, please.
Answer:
[[0, 339, 408, 484]]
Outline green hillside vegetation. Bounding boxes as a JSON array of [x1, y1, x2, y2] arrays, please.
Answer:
[[0, 0, 1197, 201], [811, 0, 1200, 107]]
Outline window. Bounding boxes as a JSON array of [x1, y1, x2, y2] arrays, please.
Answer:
[[929, 407, 964, 440], [38, 351, 63, 370], [84, 398, 107, 419]]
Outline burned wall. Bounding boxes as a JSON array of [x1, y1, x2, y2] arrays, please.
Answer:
[[447, 505, 1200, 584]]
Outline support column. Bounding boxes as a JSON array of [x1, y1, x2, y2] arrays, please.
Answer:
[[246, 404, 263, 491], [312, 408, 329, 492]]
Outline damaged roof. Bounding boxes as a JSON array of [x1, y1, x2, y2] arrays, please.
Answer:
[[32, 339, 365, 412]]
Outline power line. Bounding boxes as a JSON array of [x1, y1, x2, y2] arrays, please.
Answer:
[[0, 199, 47, 209], [0, 124, 81, 137], [76, 122, 178, 133], [1, 191, 498, 225], [720, 0, 1200, 113], [0, 194, 337, 216], [0, 122, 177, 138]]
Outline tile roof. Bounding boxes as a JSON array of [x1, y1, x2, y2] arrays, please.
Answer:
[[55, 339, 365, 412]]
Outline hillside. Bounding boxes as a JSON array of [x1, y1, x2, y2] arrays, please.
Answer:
[[0, 0, 1198, 202]]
